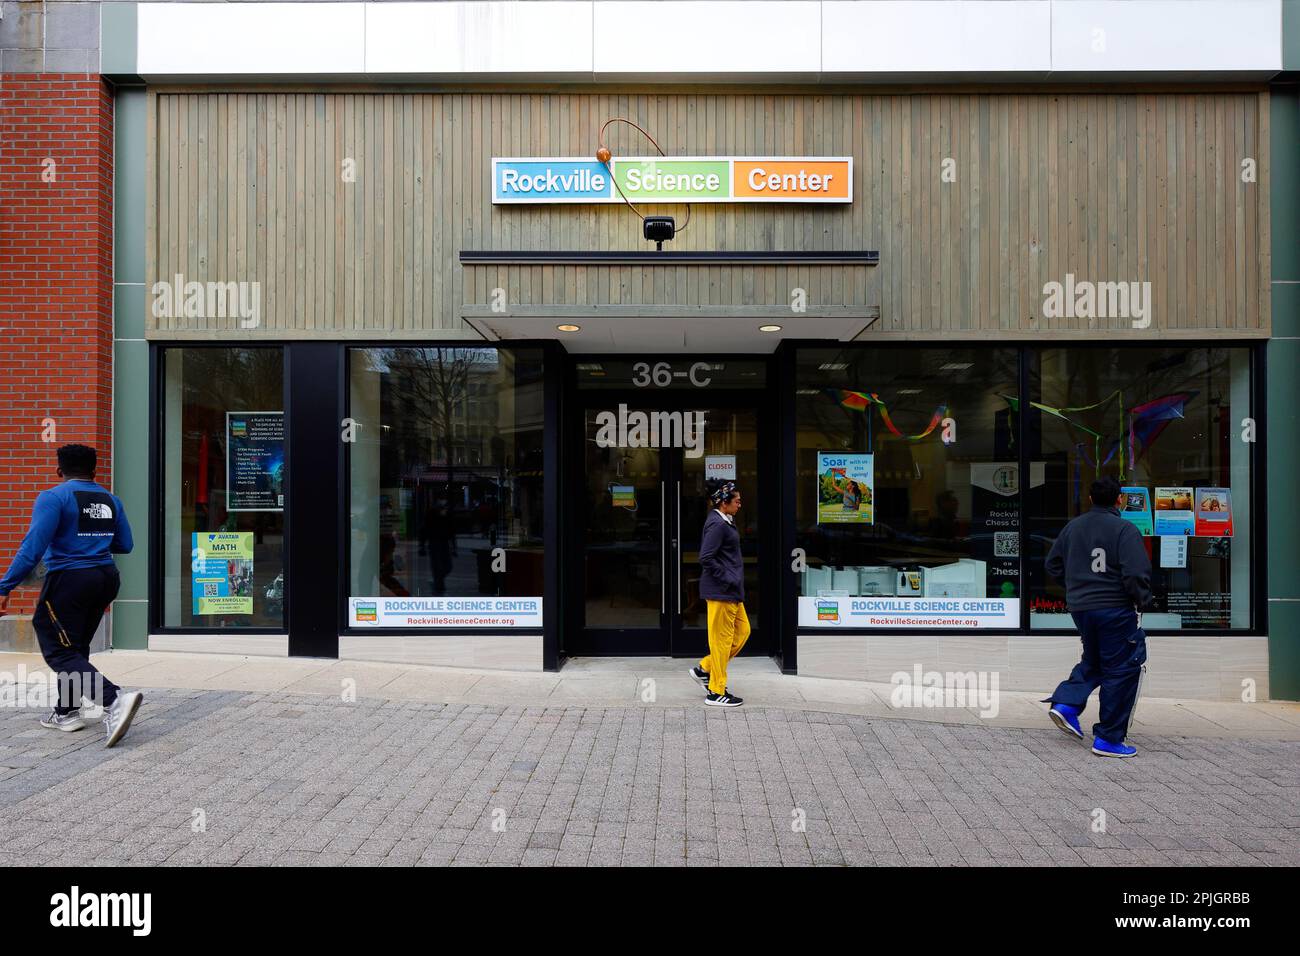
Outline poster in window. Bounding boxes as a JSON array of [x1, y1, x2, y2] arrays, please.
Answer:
[[970, 462, 1045, 599], [1119, 486, 1153, 535], [817, 453, 873, 524], [192, 531, 254, 615], [1194, 487, 1233, 537], [226, 411, 285, 512], [1153, 486, 1194, 536]]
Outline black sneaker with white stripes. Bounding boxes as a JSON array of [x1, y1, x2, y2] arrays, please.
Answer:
[[705, 691, 743, 707], [688, 665, 710, 689]]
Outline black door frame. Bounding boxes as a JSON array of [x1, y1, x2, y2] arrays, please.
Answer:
[[562, 358, 779, 658]]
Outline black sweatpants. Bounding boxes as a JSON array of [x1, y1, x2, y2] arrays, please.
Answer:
[[32, 566, 121, 715]]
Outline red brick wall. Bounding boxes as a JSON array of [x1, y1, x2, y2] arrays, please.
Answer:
[[0, 75, 114, 612]]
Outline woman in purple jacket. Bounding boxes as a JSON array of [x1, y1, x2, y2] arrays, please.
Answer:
[[688, 479, 749, 706]]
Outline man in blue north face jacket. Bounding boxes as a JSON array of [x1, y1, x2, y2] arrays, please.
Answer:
[[0, 444, 144, 747]]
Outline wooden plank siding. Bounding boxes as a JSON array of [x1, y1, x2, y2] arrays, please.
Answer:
[[146, 90, 1269, 338]]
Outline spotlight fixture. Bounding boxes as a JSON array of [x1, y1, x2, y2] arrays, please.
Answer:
[[643, 216, 676, 250], [556, 324, 581, 332], [759, 324, 782, 332]]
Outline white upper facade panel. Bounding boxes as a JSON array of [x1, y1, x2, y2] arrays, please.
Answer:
[[133, 0, 1284, 80]]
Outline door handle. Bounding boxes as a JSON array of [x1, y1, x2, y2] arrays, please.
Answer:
[[676, 480, 682, 614], [660, 481, 666, 615]]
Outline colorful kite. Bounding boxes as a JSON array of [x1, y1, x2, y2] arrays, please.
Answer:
[[1127, 392, 1197, 470], [826, 389, 949, 445]]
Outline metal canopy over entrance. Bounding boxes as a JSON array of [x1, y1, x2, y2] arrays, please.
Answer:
[[465, 310, 876, 353]]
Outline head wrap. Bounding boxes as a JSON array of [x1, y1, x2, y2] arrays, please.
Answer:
[[709, 481, 739, 506]]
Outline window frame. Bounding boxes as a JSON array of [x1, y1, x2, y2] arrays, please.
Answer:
[[782, 339, 1266, 638], [338, 341, 551, 638], [149, 343, 290, 636]]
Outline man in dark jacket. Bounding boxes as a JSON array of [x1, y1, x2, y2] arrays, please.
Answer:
[[689, 479, 748, 707], [0, 445, 144, 748], [1043, 475, 1152, 757]]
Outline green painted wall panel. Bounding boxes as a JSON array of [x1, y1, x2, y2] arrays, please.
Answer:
[[1269, 83, 1300, 700], [1270, 92, 1300, 283], [111, 598, 148, 651], [114, 283, 144, 341], [1267, 602, 1300, 701], [100, 3, 138, 78], [113, 86, 150, 651]]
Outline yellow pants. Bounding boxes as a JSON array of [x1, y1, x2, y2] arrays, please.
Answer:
[[700, 600, 751, 696]]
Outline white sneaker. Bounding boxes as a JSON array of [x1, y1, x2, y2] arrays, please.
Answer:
[[41, 709, 87, 732], [103, 691, 143, 748]]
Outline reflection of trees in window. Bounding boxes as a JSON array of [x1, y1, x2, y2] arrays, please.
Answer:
[[182, 347, 282, 411], [380, 347, 476, 488], [180, 347, 283, 531]]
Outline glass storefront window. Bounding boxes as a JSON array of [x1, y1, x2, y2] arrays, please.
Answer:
[[161, 347, 286, 629], [346, 347, 545, 629], [1027, 347, 1253, 631], [795, 347, 1021, 629]]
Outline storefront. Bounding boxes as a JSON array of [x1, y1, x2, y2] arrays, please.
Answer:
[[145, 335, 1264, 684], [80, 1, 1295, 699]]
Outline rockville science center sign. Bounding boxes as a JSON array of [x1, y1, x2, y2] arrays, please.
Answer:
[[492, 156, 853, 204]]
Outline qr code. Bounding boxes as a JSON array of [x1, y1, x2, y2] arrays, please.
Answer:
[[203, 582, 219, 597], [994, 532, 1019, 558]]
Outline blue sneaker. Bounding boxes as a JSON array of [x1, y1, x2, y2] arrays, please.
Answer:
[[1049, 703, 1084, 740], [1092, 737, 1137, 758]]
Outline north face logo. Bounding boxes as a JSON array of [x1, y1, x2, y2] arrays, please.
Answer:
[[82, 502, 113, 520]]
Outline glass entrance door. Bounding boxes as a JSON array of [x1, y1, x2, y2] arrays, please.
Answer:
[[570, 393, 763, 656], [676, 406, 761, 657]]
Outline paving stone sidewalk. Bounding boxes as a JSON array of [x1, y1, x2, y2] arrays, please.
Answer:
[[0, 689, 1296, 867]]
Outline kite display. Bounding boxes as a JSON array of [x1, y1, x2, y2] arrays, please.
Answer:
[[1127, 392, 1196, 471], [826, 389, 949, 447], [999, 390, 1197, 481], [831, 386, 1197, 483]]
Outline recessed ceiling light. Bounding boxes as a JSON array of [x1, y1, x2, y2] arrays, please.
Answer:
[[556, 324, 581, 332], [897, 388, 923, 395], [759, 324, 782, 332]]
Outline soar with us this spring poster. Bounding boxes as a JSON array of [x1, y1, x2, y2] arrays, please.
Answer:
[[817, 453, 874, 524]]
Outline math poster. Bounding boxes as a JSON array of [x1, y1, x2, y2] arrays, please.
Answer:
[[191, 531, 254, 615]]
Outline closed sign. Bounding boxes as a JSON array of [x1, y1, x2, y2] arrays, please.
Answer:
[[705, 455, 736, 480]]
